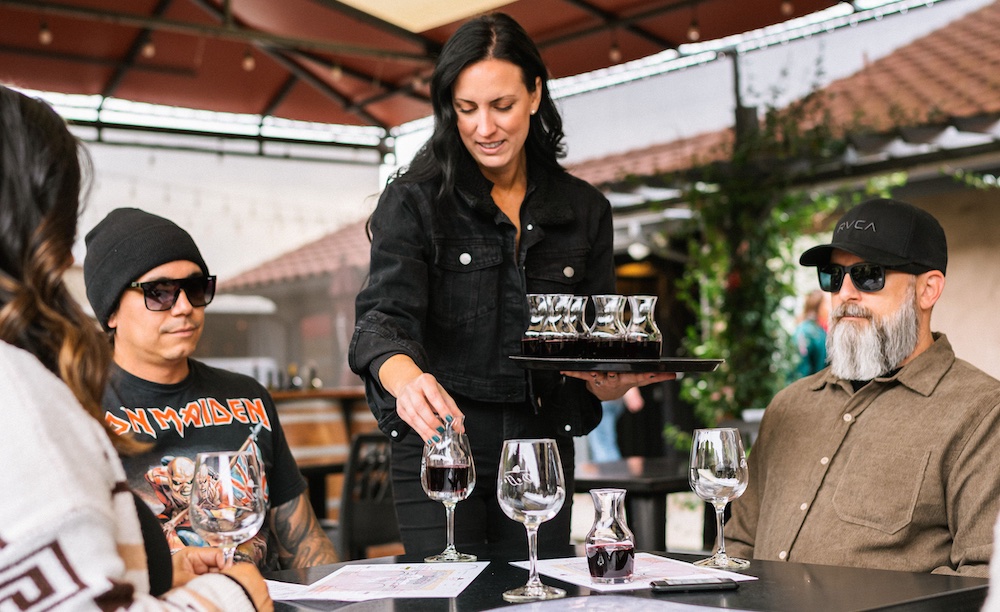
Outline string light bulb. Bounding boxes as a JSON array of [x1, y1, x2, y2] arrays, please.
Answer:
[[242, 49, 256, 72], [781, 0, 795, 16], [329, 64, 343, 81], [141, 41, 156, 58], [609, 41, 622, 63], [38, 22, 53, 45], [687, 18, 701, 42]]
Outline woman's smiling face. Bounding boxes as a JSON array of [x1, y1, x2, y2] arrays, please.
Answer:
[[452, 58, 541, 181]]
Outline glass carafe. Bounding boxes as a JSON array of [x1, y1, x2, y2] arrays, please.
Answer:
[[587, 294, 627, 359], [565, 295, 589, 357], [585, 488, 635, 584], [541, 293, 574, 357], [522, 294, 548, 356], [625, 295, 662, 359]]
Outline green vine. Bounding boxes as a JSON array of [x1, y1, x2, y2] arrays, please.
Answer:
[[662, 88, 909, 451]]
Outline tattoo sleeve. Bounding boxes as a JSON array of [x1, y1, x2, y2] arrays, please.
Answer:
[[271, 492, 339, 568]]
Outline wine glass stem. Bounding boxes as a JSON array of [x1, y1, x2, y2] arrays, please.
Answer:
[[222, 544, 236, 568], [713, 502, 728, 558], [444, 501, 457, 551], [525, 525, 541, 588]]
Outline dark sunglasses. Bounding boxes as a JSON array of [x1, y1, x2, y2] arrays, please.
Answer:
[[817, 263, 886, 293], [128, 276, 217, 311]]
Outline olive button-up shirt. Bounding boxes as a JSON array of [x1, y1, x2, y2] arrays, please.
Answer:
[[727, 334, 1000, 577]]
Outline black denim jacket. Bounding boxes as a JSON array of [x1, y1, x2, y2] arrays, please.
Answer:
[[349, 157, 616, 440]]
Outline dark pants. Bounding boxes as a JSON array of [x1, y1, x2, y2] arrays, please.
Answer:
[[390, 398, 576, 559]]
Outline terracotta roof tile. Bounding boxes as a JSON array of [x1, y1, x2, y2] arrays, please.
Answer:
[[224, 3, 1000, 289], [817, 1, 1000, 131], [569, 129, 734, 186], [571, 1, 1000, 186], [222, 219, 369, 292]]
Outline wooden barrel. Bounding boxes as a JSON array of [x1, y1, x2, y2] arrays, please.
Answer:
[[272, 388, 369, 521]]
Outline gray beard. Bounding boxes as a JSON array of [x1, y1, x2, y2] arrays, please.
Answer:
[[826, 282, 919, 381]]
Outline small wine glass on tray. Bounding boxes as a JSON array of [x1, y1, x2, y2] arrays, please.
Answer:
[[421, 420, 477, 562], [689, 427, 750, 569], [188, 449, 266, 566]]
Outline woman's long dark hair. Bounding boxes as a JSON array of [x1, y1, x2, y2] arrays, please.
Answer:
[[397, 12, 566, 200], [0, 86, 142, 454]]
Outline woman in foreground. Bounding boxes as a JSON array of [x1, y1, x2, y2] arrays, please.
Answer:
[[0, 85, 271, 611]]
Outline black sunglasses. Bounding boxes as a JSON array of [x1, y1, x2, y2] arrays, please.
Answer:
[[128, 276, 217, 311], [817, 263, 886, 293]]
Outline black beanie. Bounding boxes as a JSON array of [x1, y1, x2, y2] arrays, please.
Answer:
[[83, 208, 209, 331]]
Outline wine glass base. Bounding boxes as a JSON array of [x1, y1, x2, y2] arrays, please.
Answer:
[[424, 551, 477, 563], [694, 554, 750, 570], [502, 584, 566, 602]]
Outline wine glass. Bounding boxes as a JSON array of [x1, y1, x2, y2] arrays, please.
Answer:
[[421, 420, 477, 562], [689, 428, 750, 569], [497, 438, 567, 602], [189, 450, 266, 566]]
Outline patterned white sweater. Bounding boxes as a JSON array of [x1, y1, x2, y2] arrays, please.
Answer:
[[0, 341, 255, 611]]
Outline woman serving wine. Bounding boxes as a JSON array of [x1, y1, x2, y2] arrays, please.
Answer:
[[350, 13, 673, 558]]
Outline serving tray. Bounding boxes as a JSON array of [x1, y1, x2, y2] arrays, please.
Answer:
[[509, 356, 724, 373]]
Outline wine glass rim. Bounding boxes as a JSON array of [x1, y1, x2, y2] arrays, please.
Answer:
[[692, 427, 741, 434], [503, 437, 557, 444], [195, 449, 253, 458]]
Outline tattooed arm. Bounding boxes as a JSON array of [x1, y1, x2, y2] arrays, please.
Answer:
[[270, 491, 339, 569]]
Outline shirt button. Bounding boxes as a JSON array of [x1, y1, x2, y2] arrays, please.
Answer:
[[564, 424, 572, 432], [526, 224, 534, 231], [459, 253, 472, 265], [800, 503, 808, 511], [843, 414, 853, 423], [563, 266, 575, 278], [390, 430, 398, 438], [779, 551, 788, 560], [820, 457, 829, 465]]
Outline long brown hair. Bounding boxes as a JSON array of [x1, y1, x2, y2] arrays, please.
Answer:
[[0, 86, 144, 454]]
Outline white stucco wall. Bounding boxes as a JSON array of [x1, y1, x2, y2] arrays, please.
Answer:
[[919, 190, 1000, 380]]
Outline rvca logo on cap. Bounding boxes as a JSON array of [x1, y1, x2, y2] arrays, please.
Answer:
[[837, 219, 876, 234]]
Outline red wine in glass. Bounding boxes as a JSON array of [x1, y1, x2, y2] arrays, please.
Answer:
[[424, 464, 470, 501]]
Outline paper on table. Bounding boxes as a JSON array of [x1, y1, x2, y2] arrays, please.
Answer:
[[267, 561, 489, 601], [265, 579, 309, 600], [510, 554, 757, 592]]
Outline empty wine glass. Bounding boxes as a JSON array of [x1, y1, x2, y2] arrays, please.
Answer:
[[189, 450, 266, 567], [689, 428, 750, 569], [421, 420, 476, 562], [497, 438, 567, 602]]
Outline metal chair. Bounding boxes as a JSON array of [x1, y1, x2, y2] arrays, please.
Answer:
[[329, 431, 401, 560]]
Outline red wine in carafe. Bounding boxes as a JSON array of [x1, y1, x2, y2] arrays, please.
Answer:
[[586, 543, 635, 582]]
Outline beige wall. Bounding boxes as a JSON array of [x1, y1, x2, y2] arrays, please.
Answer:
[[917, 189, 1000, 380]]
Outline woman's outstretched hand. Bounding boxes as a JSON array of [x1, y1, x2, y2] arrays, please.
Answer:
[[561, 370, 675, 401]]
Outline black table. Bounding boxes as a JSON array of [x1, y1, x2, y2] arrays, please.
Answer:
[[266, 550, 989, 611], [574, 455, 689, 551]]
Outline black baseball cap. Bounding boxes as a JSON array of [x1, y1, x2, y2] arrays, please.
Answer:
[[799, 198, 947, 275]]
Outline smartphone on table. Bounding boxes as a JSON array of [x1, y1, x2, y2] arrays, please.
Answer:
[[650, 576, 739, 592]]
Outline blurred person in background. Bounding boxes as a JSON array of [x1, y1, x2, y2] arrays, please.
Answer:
[[790, 289, 828, 380], [0, 84, 271, 610], [587, 387, 645, 463]]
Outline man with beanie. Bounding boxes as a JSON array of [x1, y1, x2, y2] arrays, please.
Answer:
[[84, 207, 337, 571], [726, 198, 1000, 577]]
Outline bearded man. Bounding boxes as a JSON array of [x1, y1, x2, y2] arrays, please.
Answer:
[[726, 198, 1000, 577]]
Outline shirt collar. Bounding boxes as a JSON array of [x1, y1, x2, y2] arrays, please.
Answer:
[[810, 332, 954, 397], [454, 152, 574, 225]]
